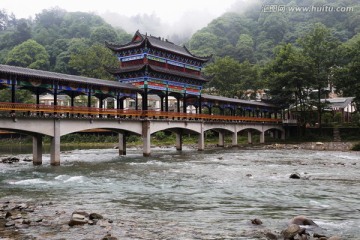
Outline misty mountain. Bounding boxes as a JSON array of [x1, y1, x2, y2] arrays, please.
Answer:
[[187, 0, 360, 63], [100, 10, 217, 45]]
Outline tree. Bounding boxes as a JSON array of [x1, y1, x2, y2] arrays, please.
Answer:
[[264, 43, 312, 129], [334, 34, 360, 107], [0, 9, 8, 31], [235, 34, 254, 62], [46, 39, 70, 69], [90, 26, 118, 44], [69, 44, 118, 79], [204, 56, 260, 98], [5, 39, 50, 70], [188, 31, 219, 56], [298, 23, 339, 130], [0, 89, 34, 103], [54, 38, 89, 74]]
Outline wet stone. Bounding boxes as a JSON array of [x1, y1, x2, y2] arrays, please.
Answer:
[[5, 220, 15, 227], [289, 173, 301, 179], [282, 224, 301, 239], [251, 218, 263, 225], [265, 232, 278, 240], [89, 213, 103, 220], [22, 219, 31, 225]]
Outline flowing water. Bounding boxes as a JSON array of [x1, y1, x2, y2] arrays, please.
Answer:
[[0, 146, 359, 239]]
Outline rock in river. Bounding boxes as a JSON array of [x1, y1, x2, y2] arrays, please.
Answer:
[[68, 211, 90, 226], [289, 215, 317, 226]]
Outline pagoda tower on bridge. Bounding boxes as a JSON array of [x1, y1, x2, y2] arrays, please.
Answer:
[[105, 31, 211, 112]]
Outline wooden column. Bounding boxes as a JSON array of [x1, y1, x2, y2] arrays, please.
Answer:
[[165, 90, 169, 112]]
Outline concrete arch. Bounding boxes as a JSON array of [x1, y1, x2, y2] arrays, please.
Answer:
[[59, 119, 143, 136], [149, 121, 201, 134], [238, 127, 262, 134], [0, 118, 55, 136], [204, 126, 235, 134], [0, 127, 44, 137], [262, 125, 285, 133]]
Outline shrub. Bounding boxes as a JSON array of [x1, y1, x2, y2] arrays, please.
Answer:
[[351, 142, 360, 151]]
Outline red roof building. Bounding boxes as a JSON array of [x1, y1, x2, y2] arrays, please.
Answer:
[[106, 30, 211, 112]]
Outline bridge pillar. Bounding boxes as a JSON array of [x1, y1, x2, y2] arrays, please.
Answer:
[[247, 131, 252, 144], [175, 132, 182, 151], [198, 124, 204, 151], [260, 131, 265, 143], [142, 121, 151, 157], [118, 133, 126, 155], [232, 131, 238, 146], [50, 119, 61, 166], [281, 131, 286, 140], [218, 131, 225, 147], [32, 135, 43, 165]]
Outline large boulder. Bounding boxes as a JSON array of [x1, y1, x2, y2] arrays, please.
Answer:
[[265, 232, 278, 240], [2, 157, 20, 164], [68, 211, 89, 226], [281, 224, 301, 239], [251, 218, 263, 225], [289, 215, 317, 226], [89, 212, 103, 220], [289, 173, 301, 179]]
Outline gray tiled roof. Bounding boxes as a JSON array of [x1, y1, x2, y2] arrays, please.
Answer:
[[321, 97, 355, 109], [106, 31, 211, 62], [0, 64, 140, 91], [202, 94, 277, 108]]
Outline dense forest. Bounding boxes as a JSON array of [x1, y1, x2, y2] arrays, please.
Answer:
[[187, 0, 360, 127], [0, 0, 360, 125], [0, 8, 131, 79]]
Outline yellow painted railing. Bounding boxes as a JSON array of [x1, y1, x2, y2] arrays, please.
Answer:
[[0, 102, 281, 123]]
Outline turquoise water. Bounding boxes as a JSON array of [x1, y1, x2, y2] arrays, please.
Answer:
[[0, 147, 359, 239]]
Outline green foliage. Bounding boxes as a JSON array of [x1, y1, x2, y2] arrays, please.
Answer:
[[5, 39, 50, 69], [188, 0, 360, 63], [298, 23, 340, 128], [0, 89, 34, 103], [90, 26, 118, 44], [0, 7, 128, 76], [263, 43, 311, 111], [69, 43, 117, 79], [153, 131, 167, 141], [204, 56, 259, 98], [351, 143, 360, 151], [334, 34, 360, 107], [235, 34, 255, 63]]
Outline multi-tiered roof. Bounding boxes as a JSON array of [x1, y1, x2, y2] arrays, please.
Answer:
[[106, 31, 211, 96]]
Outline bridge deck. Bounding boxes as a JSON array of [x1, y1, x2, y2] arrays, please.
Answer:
[[0, 102, 281, 123]]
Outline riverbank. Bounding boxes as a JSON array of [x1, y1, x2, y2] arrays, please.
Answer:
[[263, 141, 355, 151]]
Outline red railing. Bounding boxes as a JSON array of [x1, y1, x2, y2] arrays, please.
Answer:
[[0, 102, 281, 123]]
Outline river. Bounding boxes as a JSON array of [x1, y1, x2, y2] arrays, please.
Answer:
[[0, 146, 359, 239]]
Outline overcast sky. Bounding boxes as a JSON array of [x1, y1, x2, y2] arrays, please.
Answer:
[[2, 0, 238, 24]]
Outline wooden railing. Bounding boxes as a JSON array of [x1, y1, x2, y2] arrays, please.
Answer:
[[0, 102, 282, 123]]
